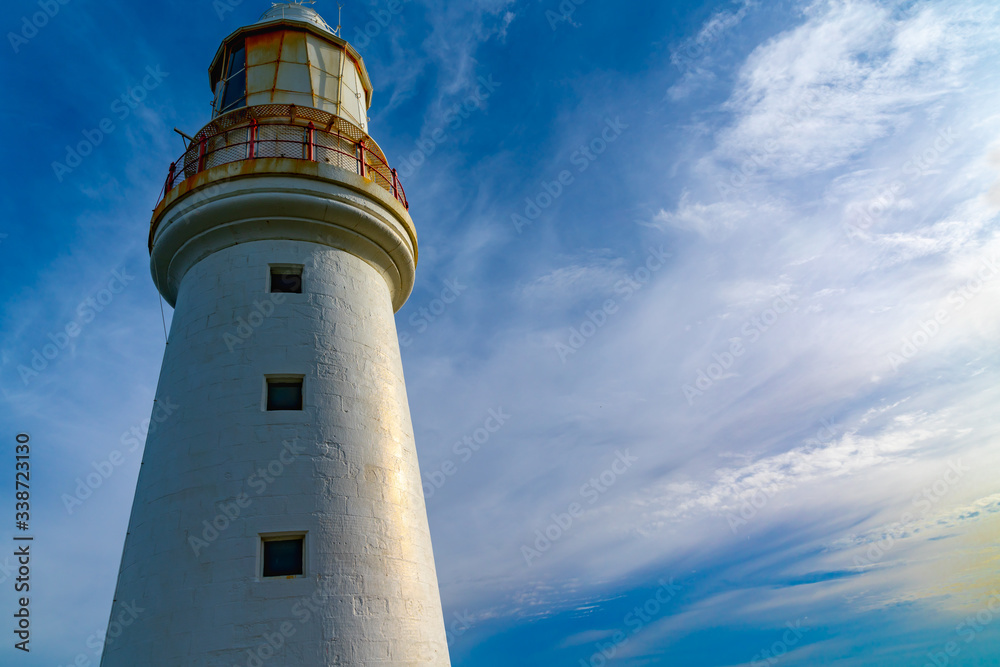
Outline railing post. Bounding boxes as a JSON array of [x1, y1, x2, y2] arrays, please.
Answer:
[[357, 141, 367, 179], [157, 110, 413, 214], [197, 138, 207, 172], [248, 119, 258, 159]]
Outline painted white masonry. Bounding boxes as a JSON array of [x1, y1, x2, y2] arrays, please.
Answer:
[[101, 235, 450, 664]]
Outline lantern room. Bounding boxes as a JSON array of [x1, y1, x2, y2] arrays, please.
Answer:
[[208, 3, 374, 132]]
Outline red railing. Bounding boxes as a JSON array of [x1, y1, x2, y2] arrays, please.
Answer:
[[154, 104, 409, 211]]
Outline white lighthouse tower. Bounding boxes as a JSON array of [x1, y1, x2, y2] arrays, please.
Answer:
[[101, 3, 451, 664]]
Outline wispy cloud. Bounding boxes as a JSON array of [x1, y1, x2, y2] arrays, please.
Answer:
[[7, 0, 1000, 664]]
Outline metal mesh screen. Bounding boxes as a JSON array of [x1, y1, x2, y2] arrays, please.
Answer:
[[367, 161, 393, 192], [315, 131, 359, 173], [206, 127, 250, 169], [256, 124, 306, 159]]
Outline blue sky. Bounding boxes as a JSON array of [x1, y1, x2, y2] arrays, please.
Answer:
[[2, 0, 1000, 664]]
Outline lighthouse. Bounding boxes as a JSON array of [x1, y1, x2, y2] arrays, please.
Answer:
[[101, 3, 451, 664]]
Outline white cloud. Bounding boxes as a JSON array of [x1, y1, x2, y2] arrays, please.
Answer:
[[831, 492, 1000, 554], [715, 1, 1000, 176], [652, 191, 748, 241], [15, 0, 1000, 660], [668, 0, 758, 100], [424, 2, 1000, 636], [518, 254, 627, 303], [646, 416, 941, 524]]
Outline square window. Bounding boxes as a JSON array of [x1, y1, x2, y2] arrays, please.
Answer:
[[261, 535, 304, 577], [266, 377, 303, 411], [270, 265, 302, 293]]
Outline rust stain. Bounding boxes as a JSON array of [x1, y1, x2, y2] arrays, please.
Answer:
[[149, 157, 414, 254], [246, 31, 283, 66], [273, 31, 284, 97]]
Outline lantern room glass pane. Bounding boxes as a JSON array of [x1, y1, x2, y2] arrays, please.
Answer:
[[220, 75, 246, 112], [220, 43, 247, 113]]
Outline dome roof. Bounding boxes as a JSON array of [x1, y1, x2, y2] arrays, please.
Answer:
[[257, 2, 335, 34]]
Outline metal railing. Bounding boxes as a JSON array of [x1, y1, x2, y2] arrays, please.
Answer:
[[153, 104, 409, 211]]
